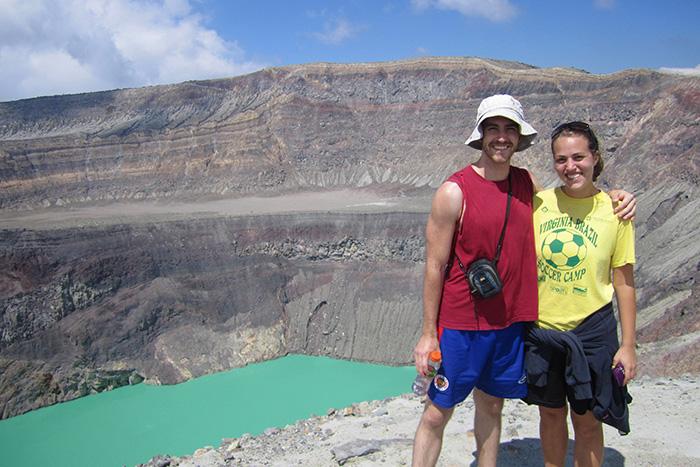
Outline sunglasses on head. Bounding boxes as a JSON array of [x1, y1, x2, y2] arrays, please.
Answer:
[[551, 121, 599, 150]]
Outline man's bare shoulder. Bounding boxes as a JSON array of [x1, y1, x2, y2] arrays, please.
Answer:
[[430, 181, 463, 222]]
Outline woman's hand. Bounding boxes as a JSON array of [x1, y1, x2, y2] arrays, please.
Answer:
[[613, 344, 637, 385]]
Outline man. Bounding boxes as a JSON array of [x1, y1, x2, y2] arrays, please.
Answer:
[[411, 94, 634, 466], [412, 94, 539, 467]]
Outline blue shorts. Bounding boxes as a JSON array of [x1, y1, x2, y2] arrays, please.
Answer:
[[428, 323, 527, 408]]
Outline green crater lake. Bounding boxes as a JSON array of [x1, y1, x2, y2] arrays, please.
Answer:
[[0, 355, 416, 467]]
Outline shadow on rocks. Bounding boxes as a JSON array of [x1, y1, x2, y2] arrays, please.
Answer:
[[468, 438, 626, 466]]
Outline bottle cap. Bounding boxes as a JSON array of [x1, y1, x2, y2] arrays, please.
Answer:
[[429, 350, 442, 361]]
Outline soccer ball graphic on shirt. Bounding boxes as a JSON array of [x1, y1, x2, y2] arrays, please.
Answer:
[[541, 228, 587, 270]]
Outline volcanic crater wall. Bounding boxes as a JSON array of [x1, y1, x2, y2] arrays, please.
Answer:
[[1, 57, 699, 418], [0, 212, 425, 418], [2, 58, 694, 210]]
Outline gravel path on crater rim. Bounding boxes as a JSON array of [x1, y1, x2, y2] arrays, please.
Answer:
[[142, 375, 699, 466]]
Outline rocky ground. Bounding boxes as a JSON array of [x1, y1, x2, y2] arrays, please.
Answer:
[[141, 375, 699, 466]]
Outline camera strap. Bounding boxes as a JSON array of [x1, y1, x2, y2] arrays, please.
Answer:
[[493, 173, 513, 265]]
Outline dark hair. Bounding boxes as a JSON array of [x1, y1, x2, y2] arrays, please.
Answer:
[[550, 121, 604, 181]]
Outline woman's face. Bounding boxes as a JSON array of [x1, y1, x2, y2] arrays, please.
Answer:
[[552, 133, 599, 198]]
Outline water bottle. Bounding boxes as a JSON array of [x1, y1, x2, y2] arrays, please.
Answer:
[[412, 350, 442, 396]]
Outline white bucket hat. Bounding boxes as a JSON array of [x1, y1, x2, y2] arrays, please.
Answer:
[[465, 94, 537, 152]]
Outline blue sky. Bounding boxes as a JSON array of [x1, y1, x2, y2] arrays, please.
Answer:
[[1, 0, 698, 102]]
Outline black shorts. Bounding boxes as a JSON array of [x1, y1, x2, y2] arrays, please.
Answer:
[[523, 348, 591, 415]]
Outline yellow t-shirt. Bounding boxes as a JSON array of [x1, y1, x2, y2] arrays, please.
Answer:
[[533, 188, 635, 331]]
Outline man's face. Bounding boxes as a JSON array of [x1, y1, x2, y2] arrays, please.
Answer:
[[480, 116, 521, 164]]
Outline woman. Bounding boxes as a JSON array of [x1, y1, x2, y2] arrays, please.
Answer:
[[525, 121, 637, 467]]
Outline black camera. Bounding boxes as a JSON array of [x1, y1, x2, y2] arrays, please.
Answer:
[[466, 258, 503, 298]]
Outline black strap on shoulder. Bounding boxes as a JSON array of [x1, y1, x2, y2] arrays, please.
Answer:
[[494, 173, 512, 265]]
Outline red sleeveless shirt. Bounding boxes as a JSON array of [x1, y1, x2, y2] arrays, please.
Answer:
[[438, 165, 538, 330]]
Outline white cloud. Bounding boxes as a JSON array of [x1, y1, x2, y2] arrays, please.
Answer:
[[411, 0, 517, 22], [659, 64, 700, 77], [311, 18, 362, 45], [0, 0, 266, 102]]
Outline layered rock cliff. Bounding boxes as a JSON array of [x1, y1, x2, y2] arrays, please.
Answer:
[[0, 211, 425, 418], [1, 57, 699, 418]]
